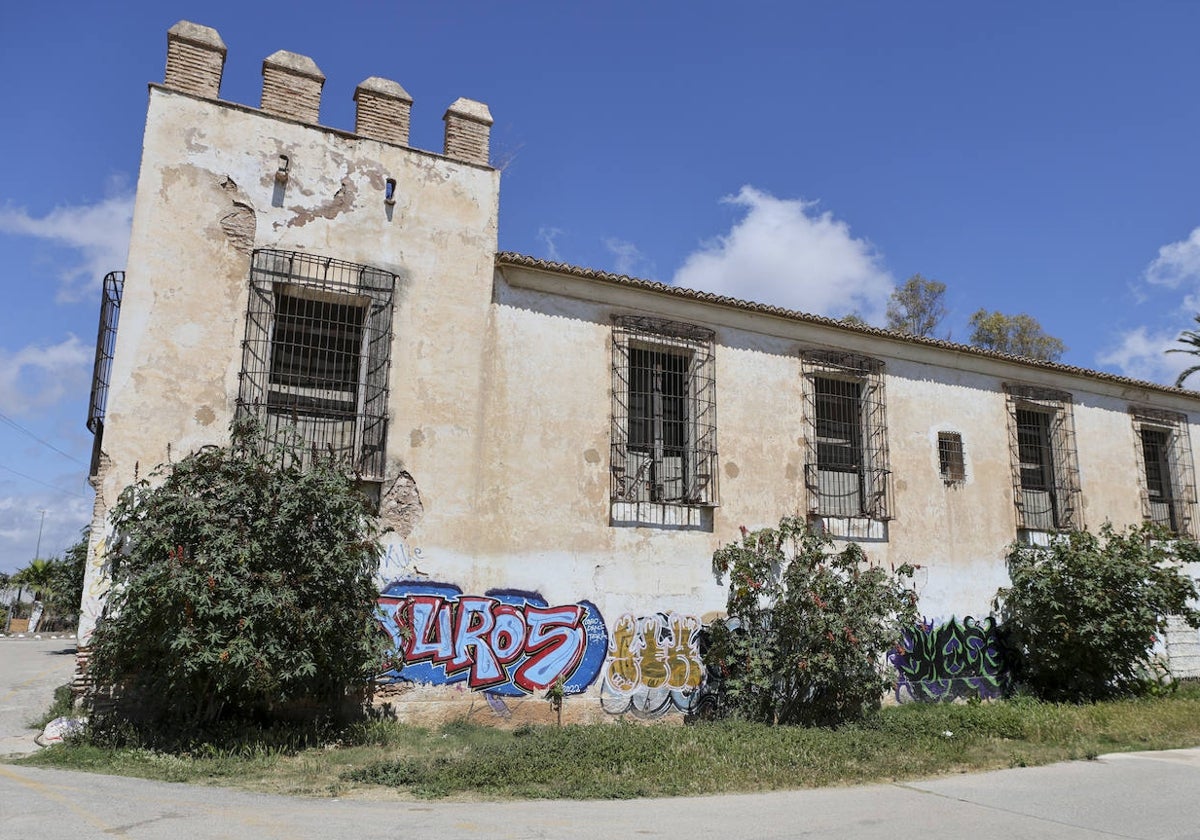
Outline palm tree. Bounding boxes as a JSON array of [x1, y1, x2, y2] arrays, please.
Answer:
[[1168, 315, 1200, 388], [13, 559, 60, 631], [13, 559, 57, 603], [0, 572, 9, 633]]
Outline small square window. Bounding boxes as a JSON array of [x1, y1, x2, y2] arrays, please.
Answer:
[[937, 432, 965, 483]]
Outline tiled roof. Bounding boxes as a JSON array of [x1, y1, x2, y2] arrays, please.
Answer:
[[495, 251, 1196, 400]]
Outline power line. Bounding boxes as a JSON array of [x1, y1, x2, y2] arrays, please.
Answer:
[[0, 411, 88, 467], [0, 462, 88, 498]]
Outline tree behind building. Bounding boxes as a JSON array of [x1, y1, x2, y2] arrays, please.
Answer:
[[968, 309, 1065, 362], [886, 274, 948, 338]]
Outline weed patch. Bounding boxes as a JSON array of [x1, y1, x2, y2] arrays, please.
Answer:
[[15, 686, 1200, 800], [27, 683, 76, 731]]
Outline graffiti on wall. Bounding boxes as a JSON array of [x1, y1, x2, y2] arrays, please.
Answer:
[[600, 612, 706, 717], [377, 540, 425, 586], [78, 534, 111, 645], [377, 581, 608, 697], [889, 615, 1009, 702]]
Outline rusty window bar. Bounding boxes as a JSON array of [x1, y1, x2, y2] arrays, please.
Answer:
[[611, 315, 717, 520], [1131, 407, 1197, 538], [801, 351, 891, 520], [237, 250, 395, 480], [938, 431, 966, 483], [1005, 385, 1082, 532]]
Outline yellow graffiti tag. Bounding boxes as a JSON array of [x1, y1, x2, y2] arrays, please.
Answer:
[[606, 614, 642, 692], [85, 536, 108, 598], [604, 612, 703, 692]]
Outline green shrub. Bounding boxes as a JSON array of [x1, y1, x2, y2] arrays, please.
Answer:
[[705, 516, 919, 726], [89, 420, 388, 742], [994, 524, 1200, 702]]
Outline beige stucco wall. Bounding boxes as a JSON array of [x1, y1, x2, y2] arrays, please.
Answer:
[[476, 263, 1200, 628], [78, 63, 1200, 721], [79, 85, 500, 642]]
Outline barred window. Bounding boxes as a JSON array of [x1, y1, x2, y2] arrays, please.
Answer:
[[1005, 385, 1082, 532], [237, 250, 395, 480], [611, 316, 717, 522], [938, 432, 966, 483], [1131, 407, 1196, 537], [802, 351, 891, 520]]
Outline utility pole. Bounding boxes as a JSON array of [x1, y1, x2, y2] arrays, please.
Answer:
[[26, 509, 48, 633], [34, 509, 46, 560]]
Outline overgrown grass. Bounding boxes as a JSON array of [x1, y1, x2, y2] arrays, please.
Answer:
[[15, 685, 1200, 800]]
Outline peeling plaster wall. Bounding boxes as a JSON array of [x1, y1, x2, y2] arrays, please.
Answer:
[[84, 73, 1200, 719], [476, 263, 1200, 627], [82, 85, 499, 641]]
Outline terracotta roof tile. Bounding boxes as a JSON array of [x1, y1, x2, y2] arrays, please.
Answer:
[[495, 251, 1196, 400]]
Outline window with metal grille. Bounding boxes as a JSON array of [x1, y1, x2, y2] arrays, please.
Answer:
[[1131, 407, 1196, 537], [611, 316, 717, 519], [1143, 429, 1175, 528], [938, 432, 966, 483], [802, 351, 890, 520], [238, 250, 395, 480], [87, 270, 124, 477], [1005, 385, 1082, 532]]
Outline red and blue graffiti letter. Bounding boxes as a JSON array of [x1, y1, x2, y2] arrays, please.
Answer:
[[377, 582, 607, 697]]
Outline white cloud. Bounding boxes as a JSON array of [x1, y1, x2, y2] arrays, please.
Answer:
[[537, 226, 563, 262], [0, 189, 134, 301], [1099, 225, 1200, 386], [0, 491, 91, 574], [672, 186, 894, 322], [1145, 227, 1200, 290], [1097, 326, 1198, 386], [604, 237, 655, 279], [0, 336, 92, 417]]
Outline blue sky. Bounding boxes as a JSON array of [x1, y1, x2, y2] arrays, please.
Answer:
[[2, 2, 1200, 572]]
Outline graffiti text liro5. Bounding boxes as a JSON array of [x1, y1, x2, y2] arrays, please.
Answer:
[[377, 581, 607, 697]]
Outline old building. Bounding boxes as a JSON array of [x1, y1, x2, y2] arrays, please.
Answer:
[[79, 22, 1200, 721]]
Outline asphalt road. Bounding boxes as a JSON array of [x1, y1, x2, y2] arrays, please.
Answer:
[[0, 637, 77, 757], [4, 750, 1200, 840], [3, 639, 1200, 839]]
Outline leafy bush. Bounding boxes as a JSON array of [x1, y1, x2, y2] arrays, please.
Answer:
[[47, 535, 88, 624], [994, 524, 1200, 702], [89, 421, 387, 740], [705, 516, 919, 726]]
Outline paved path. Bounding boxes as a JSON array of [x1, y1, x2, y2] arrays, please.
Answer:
[[0, 637, 76, 757], [4, 639, 1200, 839], [3, 747, 1200, 839]]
